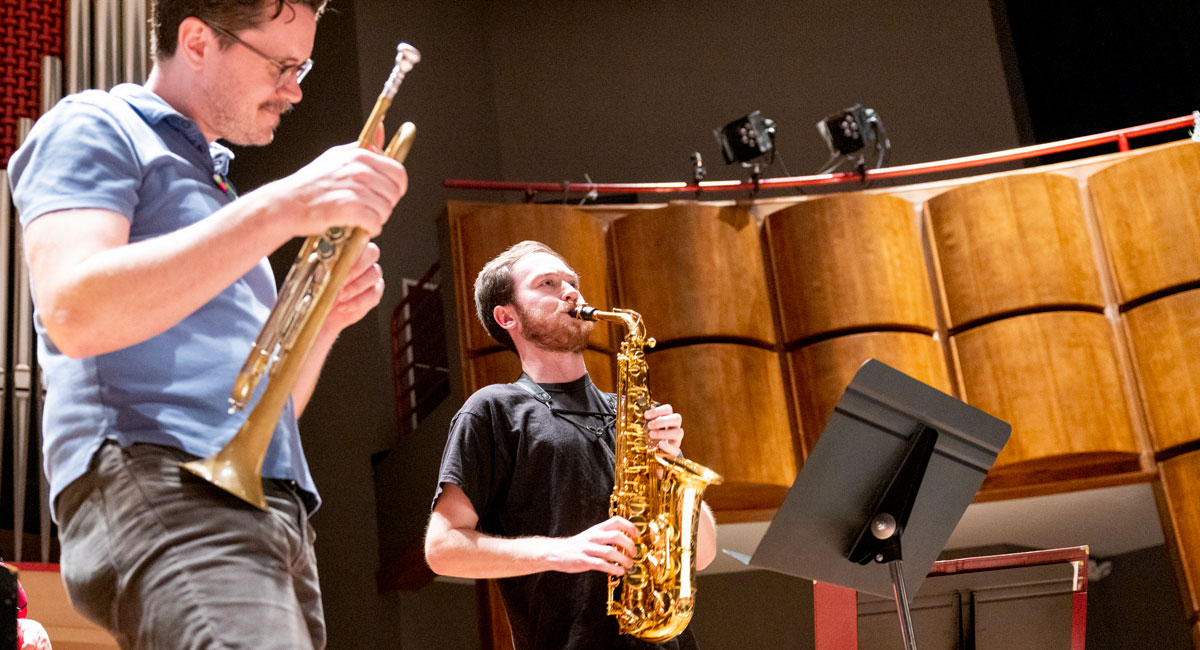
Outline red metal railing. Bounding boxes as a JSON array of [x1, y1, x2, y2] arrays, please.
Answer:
[[444, 114, 1196, 199]]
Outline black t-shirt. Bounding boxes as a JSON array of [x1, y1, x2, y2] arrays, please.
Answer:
[[434, 373, 699, 650]]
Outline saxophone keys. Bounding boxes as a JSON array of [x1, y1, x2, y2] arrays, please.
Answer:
[[632, 543, 647, 563], [654, 591, 674, 617], [625, 563, 648, 587], [625, 495, 648, 516]]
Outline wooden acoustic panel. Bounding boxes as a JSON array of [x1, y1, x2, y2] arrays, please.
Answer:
[[610, 203, 775, 345], [951, 312, 1141, 489], [765, 192, 935, 343], [1088, 141, 1200, 305], [787, 332, 951, 457], [448, 202, 613, 355], [646, 343, 795, 512], [926, 173, 1104, 329], [480, 580, 514, 650], [1124, 289, 1200, 453], [465, 348, 615, 395], [1159, 450, 1200, 619]]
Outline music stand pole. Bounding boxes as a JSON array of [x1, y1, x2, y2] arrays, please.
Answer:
[[847, 422, 939, 650], [889, 559, 917, 650]]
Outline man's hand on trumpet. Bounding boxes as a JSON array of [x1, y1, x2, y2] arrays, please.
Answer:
[[257, 140, 408, 241], [324, 241, 386, 335]]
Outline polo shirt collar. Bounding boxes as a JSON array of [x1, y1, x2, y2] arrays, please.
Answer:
[[110, 83, 236, 175]]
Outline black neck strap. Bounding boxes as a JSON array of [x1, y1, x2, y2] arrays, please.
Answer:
[[512, 374, 616, 417], [513, 374, 553, 405]]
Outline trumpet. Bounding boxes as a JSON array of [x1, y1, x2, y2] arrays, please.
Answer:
[[182, 43, 421, 509]]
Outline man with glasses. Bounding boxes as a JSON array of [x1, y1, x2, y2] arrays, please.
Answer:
[[6, 1, 407, 648]]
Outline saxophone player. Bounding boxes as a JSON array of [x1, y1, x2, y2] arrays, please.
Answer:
[[425, 240, 718, 650], [7, 1, 407, 648]]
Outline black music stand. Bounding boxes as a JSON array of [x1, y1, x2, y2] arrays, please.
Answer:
[[730, 360, 1011, 650]]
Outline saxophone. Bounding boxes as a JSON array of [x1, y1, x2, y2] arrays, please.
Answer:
[[569, 304, 723, 642]]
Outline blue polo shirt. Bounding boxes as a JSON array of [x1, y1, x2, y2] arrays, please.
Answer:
[[7, 83, 319, 518]]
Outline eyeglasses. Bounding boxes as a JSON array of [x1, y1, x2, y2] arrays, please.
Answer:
[[206, 22, 313, 87]]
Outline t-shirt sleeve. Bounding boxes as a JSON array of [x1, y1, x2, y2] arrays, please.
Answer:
[[8, 97, 141, 226], [432, 404, 512, 522]]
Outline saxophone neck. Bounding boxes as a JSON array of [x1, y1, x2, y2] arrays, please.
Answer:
[[568, 303, 650, 343]]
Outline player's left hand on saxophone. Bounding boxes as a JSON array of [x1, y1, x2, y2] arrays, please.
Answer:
[[645, 403, 684, 457]]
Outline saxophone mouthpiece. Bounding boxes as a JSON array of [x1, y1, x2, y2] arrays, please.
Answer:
[[568, 304, 597, 321]]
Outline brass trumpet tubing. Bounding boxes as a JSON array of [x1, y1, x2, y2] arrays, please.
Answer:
[[184, 127, 414, 507], [230, 242, 324, 411], [183, 43, 421, 509], [184, 211, 386, 506], [385, 122, 417, 160]]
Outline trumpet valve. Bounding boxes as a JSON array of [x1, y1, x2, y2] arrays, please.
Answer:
[[229, 347, 273, 413]]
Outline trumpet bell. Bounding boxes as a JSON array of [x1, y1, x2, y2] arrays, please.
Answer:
[[181, 450, 267, 510]]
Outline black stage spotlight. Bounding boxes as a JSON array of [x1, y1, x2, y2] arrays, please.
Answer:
[[713, 110, 777, 166], [815, 104, 890, 176]]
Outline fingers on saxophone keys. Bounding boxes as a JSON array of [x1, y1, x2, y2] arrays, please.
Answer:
[[586, 543, 634, 574], [656, 442, 682, 458], [643, 403, 674, 420], [605, 549, 635, 573], [600, 546, 635, 573], [601, 518, 639, 562], [646, 414, 682, 433]]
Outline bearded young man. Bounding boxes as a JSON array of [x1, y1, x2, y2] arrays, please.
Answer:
[[425, 241, 718, 650], [6, 1, 408, 648]]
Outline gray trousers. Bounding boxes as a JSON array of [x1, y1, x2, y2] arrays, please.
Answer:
[[55, 442, 325, 650]]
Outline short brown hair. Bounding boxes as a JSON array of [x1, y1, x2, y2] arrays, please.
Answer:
[[474, 241, 571, 351], [152, 0, 329, 59]]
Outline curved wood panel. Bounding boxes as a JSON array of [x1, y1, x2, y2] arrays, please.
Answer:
[[787, 332, 951, 456], [926, 173, 1103, 329], [449, 202, 613, 354], [951, 312, 1141, 489], [765, 192, 935, 343], [1124, 288, 1200, 453], [1089, 141, 1200, 305], [646, 343, 795, 511], [1159, 450, 1200, 620], [610, 203, 775, 345], [466, 348, 615, 395]]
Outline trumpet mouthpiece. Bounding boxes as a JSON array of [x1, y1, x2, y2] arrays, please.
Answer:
[[395, 43, 422, 67], [382, 43, 422, 99]]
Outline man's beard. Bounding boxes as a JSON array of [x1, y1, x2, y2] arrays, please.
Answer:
[[204, 80, 293, 145], [515, 303, 593, 353]]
